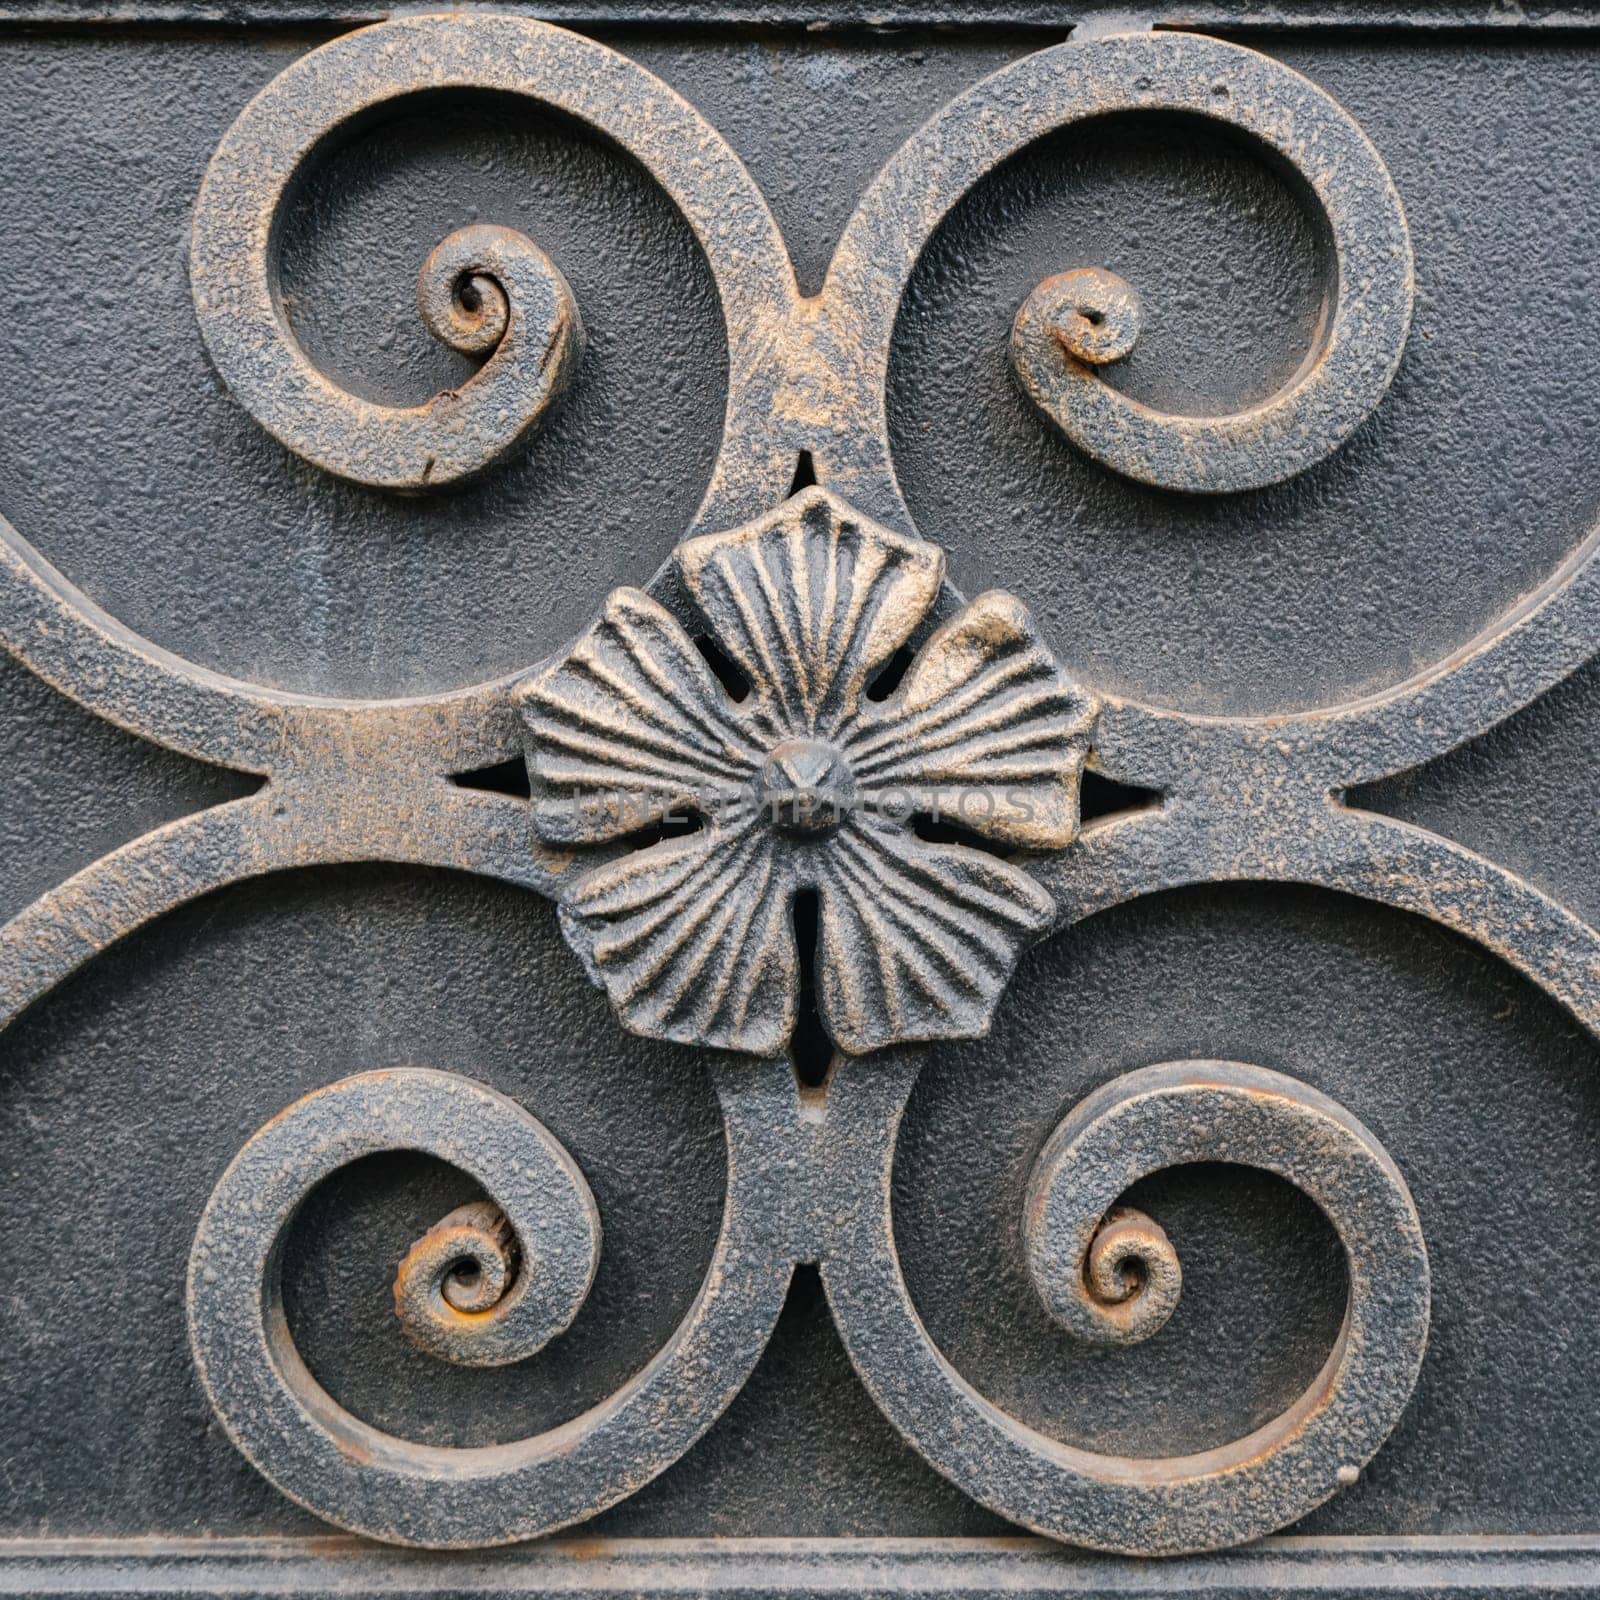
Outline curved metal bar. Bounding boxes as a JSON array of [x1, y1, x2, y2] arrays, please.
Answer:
[[822, 29, 1412, 515], [0, 783, 560, 1034], [1037, 801, 1600, 1039], [394, 1199, 554, 1365], [1320, 808, 1600, 1034], [0, 14, 1592, 1564], [186, 1062, 794, 1548], [1024, 1191, 1183, 1349], [822, 1057, 1429, 1556], [354, 1075, 601, 1369], [1092, 520, 1600, 793], [0, 514, 530, 776], [188, 12, 800, 521]]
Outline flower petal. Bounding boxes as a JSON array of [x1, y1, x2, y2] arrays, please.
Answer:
[[845, 591, 1098, 849], [814, 815, 1054, 1054], [560, 823, 798, 1056], [675, 487, 944, 738], [519, 587, 762, 845]]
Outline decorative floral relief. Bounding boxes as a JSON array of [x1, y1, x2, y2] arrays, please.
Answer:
[[517, 488, 1097, 1057]]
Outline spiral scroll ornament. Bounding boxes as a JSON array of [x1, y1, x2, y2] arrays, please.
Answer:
[[184, 1064, 805, 1547], [1036, 1201, 1185, 1349], [823, 1057, 1431, 1556], [185, 16, 1415, 510], [822, 28, 1413, 512], [5, 4, 1597, 1567], [193, 192, 580, 491], [188, 1067, 601, 1391], [394, 1199, 535, 1368], [185, 12, 800, 516]]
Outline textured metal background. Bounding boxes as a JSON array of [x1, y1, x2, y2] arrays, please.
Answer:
[[0, 8, 1598, 1594]]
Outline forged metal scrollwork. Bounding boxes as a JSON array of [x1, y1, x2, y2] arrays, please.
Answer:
[[1003, 43, 1413, 494], [188, 28, 598, 491], [1028, 1197, 1184, 1349], [186, 12, 798, 513], [187, 18, 1412, 510], [396, 1198, 547, 1368], [518, 486, 1098, 1058], [194, 186, 581, 490], [825, 1058, 1432, 1556], [190, 1069, 601, 1379], [824, 28, 1413, 509], [1025, 1061, 1429, 1384], [0, 4, 1596, 1565], [186, 1064, 794, 1547], [185, 1055, 1429, 1555]]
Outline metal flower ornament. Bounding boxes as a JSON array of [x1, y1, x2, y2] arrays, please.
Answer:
[[518, 488, 1098, 1057]]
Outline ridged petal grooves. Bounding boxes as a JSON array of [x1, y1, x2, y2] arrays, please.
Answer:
[[518, 488, 1098, 1057]]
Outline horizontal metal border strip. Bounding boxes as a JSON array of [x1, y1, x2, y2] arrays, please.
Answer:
[[0, 3, 1596, 28], [0, 1535, 1598, 1597]]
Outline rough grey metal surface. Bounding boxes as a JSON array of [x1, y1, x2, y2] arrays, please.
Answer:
[[0, 2, 1593, 26], [4, 1534, 1600, 1598], [0, 9, 1598, 1597]]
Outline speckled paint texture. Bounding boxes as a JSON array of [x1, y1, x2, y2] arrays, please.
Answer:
[[1, 11, 1599, 1597]]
